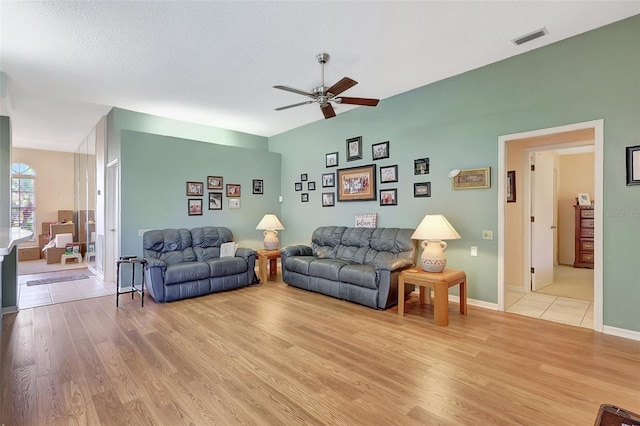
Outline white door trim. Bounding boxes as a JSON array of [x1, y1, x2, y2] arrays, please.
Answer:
[[497, 119, 603, 332], [105, 159, 119, 284]]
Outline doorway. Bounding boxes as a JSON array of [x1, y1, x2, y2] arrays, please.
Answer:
[[497, 120, 603, 332]]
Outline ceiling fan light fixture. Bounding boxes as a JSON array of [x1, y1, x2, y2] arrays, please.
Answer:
[[273, 52, 379, 119]]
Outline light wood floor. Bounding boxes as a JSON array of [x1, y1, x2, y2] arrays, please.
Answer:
[[2, 276, 639, 425]]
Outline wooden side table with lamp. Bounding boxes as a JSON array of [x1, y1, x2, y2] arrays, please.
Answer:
[[255, 214, 284, 284], [401, 214, 467, 326]]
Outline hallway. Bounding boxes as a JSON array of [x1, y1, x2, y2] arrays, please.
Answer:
[[506, 265, 594, 328], [17, 269, 115, 309]]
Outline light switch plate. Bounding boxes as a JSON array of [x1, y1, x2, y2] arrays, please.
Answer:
[[482, 230, 493, 240], [470, 246, 478, 257]]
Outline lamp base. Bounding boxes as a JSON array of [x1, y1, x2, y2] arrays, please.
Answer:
[[263, 230, 279, 250], [420, 240, 448, 273]]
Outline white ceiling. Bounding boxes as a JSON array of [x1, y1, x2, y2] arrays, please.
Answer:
[[1, 1, 638, 153]]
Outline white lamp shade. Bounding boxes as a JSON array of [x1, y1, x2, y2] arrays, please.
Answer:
[[411, 214, 461, 241], [256, 214, 284, 231], [256, 214, 284, 250], [411, 214, 461, 273]]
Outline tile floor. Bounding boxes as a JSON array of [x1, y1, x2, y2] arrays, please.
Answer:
[[505, 286, 594, 329], [17, 271, 116, 309]]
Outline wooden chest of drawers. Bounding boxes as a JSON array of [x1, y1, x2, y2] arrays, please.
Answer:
[[574, 205, 594, 269]]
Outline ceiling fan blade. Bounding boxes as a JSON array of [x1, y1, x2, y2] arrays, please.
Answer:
[[275, 100, 314, 111], [321, 103, 336, 119], [326, 77, 357, 96], [273, 85, 315, 97], [337, 97, 379, 107]]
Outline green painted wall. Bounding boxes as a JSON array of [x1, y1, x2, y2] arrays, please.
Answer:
[[107, 107, 268, 163], [268, 16, 640, 331], [119, 130, 281, 259]]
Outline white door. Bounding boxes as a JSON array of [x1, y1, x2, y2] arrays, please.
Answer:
[[105, 160, 119, 283], [531, 151, 555, 290]]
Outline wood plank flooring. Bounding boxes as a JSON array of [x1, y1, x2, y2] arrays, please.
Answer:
[[2, 277, 640, 425]]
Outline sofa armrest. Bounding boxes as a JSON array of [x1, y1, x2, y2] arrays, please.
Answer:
[[144, 258, 166, 270], [375, 257, 414, 272], [281, 245, 313, 258], [235, 247, 257, 261]]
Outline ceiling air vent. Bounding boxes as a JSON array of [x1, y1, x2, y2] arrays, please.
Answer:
[[512, 27, 548, 46]]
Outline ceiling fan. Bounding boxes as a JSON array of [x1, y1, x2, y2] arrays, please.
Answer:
[[273, 53, 379, 119]]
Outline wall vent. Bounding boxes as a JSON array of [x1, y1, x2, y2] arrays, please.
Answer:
[[512, 27, 548, 46]]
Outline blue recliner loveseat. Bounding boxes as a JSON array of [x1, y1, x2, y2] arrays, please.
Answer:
[[143, 226, 256, 303]]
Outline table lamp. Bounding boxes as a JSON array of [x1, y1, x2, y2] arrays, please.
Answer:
[[411, 214, 461, 272], [256, 214, 285, 250]]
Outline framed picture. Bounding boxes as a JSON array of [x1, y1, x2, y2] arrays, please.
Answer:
[[188, 199, 203, 215], [414, 182, 431, 198], [626, 145, 640, 185], [186, 181, 203, 196], [380, 165, 398, 183], [208, 192, 222, 210], [207, 176, 223, 190], [226, 184, 241, 197], [322, 172, 335, 188], [337, 164, 376, 202], [577, 193, 591, 206], [379, 189, 397, 206], [506, 170, 516, 202], [452, 167, 491, 189], [414, 158, 429, 175], [295, 182, 303, 191], [308, 181, 316, 191], [372, 141, 390, 161], [228, 198, 240, 209], [252, 179, 263, 194], [301, 193, 309, 202], [322, 192, 335, 207], [346, 136, 362, 161], [326, 152, 339, 168], [301, 173, 308, 181]]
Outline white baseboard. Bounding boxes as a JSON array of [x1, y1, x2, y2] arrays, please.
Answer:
[[603, 325, 640, 341], [448, 294, 498, 310]]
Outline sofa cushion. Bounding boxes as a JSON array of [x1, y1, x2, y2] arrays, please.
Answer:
[[338, 264, 378, 289], [206, 257, 248, 277], [310, 226, 346, 258], [309, 259, 351, 281], [284, 256, 315, 275], [143, 228, 196, 265], [191, 226, 235, 261], [164, 262, 210, 285]]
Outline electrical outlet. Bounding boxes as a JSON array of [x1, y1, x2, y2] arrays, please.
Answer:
[[138, 229, 152, 237], [470, 246, 478, 257], [482, 230, 493, 240]]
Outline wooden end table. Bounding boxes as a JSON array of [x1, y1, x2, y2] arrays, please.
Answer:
[[398, 267, 467, 326], [257, 249, 281, 284]]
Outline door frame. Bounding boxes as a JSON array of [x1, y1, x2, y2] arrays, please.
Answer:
[[497, 119, 603, 331], [105, 159, 119, 284]]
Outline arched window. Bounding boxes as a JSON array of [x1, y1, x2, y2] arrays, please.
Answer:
[[11, 163, 36, 236]]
